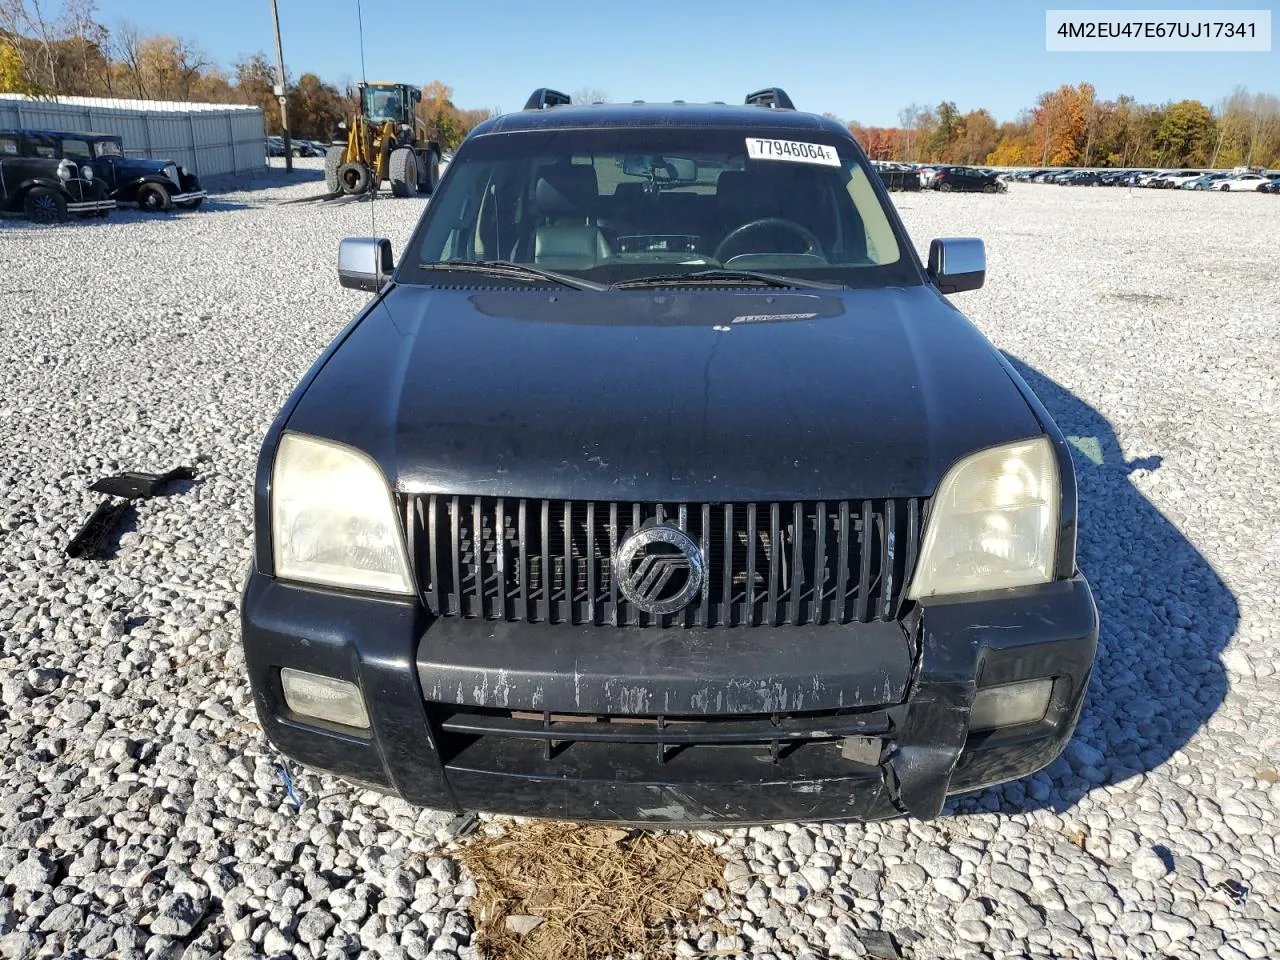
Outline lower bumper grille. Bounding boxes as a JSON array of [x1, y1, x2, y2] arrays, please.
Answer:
[[403, 496, 924, 627], [432, 704, 901, 765]]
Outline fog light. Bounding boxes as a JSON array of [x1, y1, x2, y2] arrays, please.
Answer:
[[969, 679, 1053, 732], [280, 668, 369, 729]]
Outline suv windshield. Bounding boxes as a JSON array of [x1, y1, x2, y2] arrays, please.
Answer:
[[402, 127, 915, 288]]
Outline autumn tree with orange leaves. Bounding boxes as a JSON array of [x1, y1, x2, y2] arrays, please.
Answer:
[[848, 82, 1278, 169]]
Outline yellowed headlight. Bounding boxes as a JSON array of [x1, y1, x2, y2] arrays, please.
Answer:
[[909, 438, 1058, 599], [271, 433, 413, 595]]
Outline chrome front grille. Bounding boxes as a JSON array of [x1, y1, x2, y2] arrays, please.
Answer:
[[403, 496, 924, 627]]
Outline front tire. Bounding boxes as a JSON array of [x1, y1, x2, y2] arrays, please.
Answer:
[[388, 147, 418, 198], [324, 146, 345, 193], [419, 147, 441, 195], [23, 187, 67, 223], [136, 183, 172, 213], [939, 182, 952, 192]]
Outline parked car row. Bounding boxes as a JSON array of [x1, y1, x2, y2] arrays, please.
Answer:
[[869, 160, 922, 191], [1011, 166, 1280, 193], [870, 161, 1007, 194], [1, 128, 206, 223], [267, 137, 332, 158]]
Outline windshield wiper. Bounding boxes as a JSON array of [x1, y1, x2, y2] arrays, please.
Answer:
[[420, 260, 605, 291], [611, 269, 844, 291]]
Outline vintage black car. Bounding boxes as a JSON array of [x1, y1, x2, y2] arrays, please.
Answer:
[[0, 130, 115, 222], [242, 87, 1098, 826], [43, 131, 206, 212]]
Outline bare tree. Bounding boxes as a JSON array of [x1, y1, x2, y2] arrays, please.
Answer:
[[0, 0, 59, 92], [171, 35, 208, 100], [898, 103, 921, 161], [59, 0, 109, 95], [113, 19, 145, 97], [571, 87, 609, 105]]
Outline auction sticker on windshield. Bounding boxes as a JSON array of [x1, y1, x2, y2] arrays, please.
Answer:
[[746, 138, 841, 167]]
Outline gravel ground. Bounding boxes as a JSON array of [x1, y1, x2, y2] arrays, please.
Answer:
[[0, 159, 1277, 960]]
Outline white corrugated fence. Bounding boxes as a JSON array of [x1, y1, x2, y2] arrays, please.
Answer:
[[0, 94, 265, 179]]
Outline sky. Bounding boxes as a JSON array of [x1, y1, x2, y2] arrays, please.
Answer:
[[94, 0, 1276, 125]]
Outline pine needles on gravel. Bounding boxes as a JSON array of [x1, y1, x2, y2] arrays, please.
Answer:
[[459, 821, 726, 960]]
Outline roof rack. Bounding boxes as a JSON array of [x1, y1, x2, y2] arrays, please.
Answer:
[[745, 87, 795, 110], [523, 88, 572, 111]]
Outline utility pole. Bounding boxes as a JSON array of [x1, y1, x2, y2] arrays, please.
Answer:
[[269, 0, 292, 173]]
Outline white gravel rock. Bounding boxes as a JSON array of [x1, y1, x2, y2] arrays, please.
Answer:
[[1131, 846, 1172, 881], [0, 170, 1277, 960]]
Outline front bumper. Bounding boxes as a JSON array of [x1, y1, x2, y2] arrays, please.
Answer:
[[241, 575, 1097, 826], [67, 199, 116, 215], [169, 190, 207, 205]]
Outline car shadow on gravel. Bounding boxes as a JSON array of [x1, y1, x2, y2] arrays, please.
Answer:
[[946, 355, 1237, 816]]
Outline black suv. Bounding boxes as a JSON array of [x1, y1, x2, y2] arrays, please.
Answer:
[[242, 88, 1098, 826], [931, 166, 1005, 193]]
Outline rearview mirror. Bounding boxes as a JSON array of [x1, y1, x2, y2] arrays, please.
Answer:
[[621, 154, 697, 183], [338, 237, 394, 292], [927, 237, 985, 294]]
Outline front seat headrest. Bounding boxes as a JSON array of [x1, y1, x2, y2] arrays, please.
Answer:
[[534, 165, 600, 217]]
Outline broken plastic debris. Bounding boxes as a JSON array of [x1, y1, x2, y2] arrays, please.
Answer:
[[65, 500, 133, 559], [444, 812, 480, 839], [1212, 878, 1249, 906], [66, 465, 197, 559], [89, 465, 196, 499], [860, 930, 904, 959]]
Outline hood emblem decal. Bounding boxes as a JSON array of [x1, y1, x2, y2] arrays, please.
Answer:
[[615, 524, 706, 616]]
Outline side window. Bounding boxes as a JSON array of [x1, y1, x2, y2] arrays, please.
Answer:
[[24, 139, 56, 159], [61, 139, 91, 160], [0, 137, 17, 156]]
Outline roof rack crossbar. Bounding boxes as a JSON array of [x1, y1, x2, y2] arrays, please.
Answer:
[[523, 88, 572, 111], [745, 87, 795, 110]]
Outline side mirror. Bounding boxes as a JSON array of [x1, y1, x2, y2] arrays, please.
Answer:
[[338, 237, 394, 292], [927, 237, 985, 294]]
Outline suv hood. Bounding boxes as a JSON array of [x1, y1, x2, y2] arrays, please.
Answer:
[[286, 284, 1042, 501]]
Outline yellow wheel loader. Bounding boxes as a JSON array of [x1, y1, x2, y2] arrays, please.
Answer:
[[325, 82, 442, 198]]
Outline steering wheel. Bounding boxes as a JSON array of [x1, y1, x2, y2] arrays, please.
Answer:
[[714, 217, 824, 262]]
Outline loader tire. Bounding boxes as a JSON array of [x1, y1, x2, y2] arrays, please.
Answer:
[[337, 162, 371, 195], [389, 147, 418, 198], [420, 147, 441, 195], [324, 146, 345, 193]]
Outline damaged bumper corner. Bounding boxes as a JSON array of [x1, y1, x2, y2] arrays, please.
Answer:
[[241, 573, 1097, 826]]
